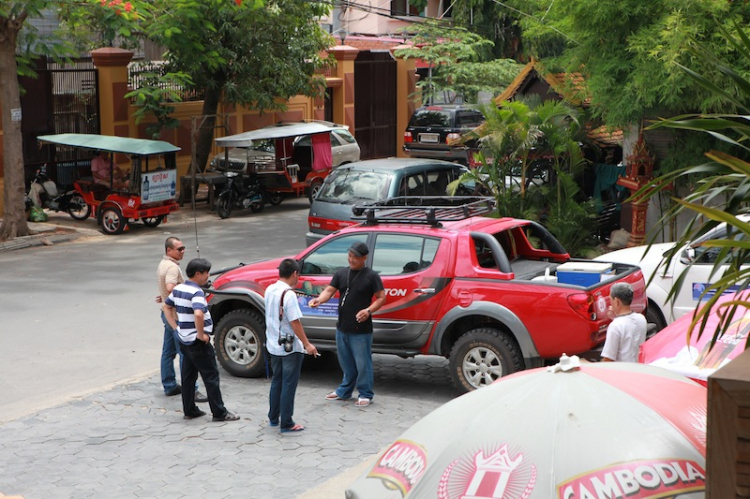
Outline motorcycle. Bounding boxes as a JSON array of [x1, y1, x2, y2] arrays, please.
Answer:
[[26, 165, 91, 221], [215, 171, 265, 219]]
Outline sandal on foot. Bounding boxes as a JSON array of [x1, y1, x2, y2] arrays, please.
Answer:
[[280, 424, 305, 433], [355, 398, 371, 407], [325, 391, 346, 401], [212, 412, 240, 422]]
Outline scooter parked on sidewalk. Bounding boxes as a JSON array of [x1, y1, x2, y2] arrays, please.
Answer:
[[215, 171, 265, 219], [26, 165, 91, 221]]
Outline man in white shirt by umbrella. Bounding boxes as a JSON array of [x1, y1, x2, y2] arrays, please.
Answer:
[[601, 282, 647, 362]]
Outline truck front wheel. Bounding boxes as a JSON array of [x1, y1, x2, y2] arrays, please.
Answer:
[[449, 328, 524, 393], [215, 309, 266, 378]]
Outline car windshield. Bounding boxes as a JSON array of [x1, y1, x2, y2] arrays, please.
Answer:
[[410, 110, 453, 127], [316, 169, 391, 203]]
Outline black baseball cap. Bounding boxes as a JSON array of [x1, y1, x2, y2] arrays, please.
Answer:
[[348, 241, 369, 257]]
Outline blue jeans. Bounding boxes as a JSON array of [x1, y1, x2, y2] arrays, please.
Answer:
[[334, 330, 374, 400], [268, 352, 305, 430], [160, 311, 198, 393]]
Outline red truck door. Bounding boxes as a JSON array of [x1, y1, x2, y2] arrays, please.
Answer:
[[296, 231, 451, 351]]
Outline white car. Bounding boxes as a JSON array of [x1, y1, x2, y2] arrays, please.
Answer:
[[595, 217, 748, 330], [210, 121, 360, 172]]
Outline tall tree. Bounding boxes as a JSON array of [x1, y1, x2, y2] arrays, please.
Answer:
[[0, 4, 31, 240], [509, 0, 750, 127], [1, 0, 141, 241], [641, 22, 750, 344], [145, 0, 332, 173], [450, 0, 525, 60], [394, 21, 522, 104]]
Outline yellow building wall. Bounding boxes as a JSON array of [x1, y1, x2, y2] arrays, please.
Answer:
[[1, 44, 416, 216]]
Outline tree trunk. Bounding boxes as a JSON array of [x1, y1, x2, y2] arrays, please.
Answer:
[[0, 13, 30, 241], [194, 85, 223, 174]]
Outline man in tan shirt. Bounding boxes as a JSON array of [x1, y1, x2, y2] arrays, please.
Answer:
[[156, 237, 205, 401]]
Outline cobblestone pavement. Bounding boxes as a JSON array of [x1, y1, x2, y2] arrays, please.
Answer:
[[0, 354, 456, 499]]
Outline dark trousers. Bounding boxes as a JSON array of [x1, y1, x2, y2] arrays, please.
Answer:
[[268, 352, 304, 430], [180, 340, 227, 419]]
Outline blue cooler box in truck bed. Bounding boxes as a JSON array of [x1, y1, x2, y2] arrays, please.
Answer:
[[556, 262, 613, 287]]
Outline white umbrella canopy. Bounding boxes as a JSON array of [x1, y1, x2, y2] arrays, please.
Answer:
[[346, 361, 707, 499]]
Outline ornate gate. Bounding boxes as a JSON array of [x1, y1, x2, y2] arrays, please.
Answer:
[[20, 57, 99, 186], [354, 51, 397, 159]]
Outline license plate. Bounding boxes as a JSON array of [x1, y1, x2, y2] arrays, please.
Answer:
[[419, 133, 439, 144]]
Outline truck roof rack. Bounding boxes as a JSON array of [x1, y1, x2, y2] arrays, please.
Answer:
[[352, 196, 495, 226]]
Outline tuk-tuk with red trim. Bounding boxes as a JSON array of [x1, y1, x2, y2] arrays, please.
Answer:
[[37, 134, 181, 235], [212, 122, 336, 212]]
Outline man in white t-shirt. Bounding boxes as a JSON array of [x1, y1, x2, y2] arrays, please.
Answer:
[[601, 282, 647, 362], [264, 258, 318, 433]]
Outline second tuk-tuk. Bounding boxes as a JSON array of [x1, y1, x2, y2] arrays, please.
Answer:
[[212, 122, 336, 212], [37, 134, 181, 235]]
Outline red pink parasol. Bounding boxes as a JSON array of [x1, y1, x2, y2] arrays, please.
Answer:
[[346, 359, 707, 499], [640, 295, 750, 386]]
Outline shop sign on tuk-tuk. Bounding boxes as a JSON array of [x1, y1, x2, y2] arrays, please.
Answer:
[[140, 167, 177, 203]]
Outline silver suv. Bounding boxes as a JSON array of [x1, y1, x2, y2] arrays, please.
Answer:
[[306, 158, 467, 246], [210, 121, 360, 172]]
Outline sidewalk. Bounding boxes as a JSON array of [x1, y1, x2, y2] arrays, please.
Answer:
[[0, 222, 102, 253], [0, 203, 219, 253], [0, 355, 455, 499]]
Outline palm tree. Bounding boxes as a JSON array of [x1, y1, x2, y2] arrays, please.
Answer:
[[643, 22, 750, 343], [459, 99, 543, 215], [451, 97, 596, 254]]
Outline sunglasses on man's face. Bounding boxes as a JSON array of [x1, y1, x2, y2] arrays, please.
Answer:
[[174, 246, 186, 252]]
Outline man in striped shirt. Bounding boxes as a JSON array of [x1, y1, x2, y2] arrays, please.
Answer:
[[163, 258, 239, 422]]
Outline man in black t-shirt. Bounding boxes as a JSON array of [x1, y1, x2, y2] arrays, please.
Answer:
[[309, 241, 386, 407]]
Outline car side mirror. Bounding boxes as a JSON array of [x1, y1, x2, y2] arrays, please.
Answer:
[[679, 247, 695, 265]]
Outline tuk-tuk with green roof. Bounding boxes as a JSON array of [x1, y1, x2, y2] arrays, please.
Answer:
[[37, 134, 181, 235]]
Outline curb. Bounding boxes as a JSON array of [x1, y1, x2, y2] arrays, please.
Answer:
[[0, 223, 102, 253], [0, 204, 218, 254]]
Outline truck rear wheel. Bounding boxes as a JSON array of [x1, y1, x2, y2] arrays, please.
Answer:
[[215, 309, 266, 378], [449, 328, 524, 393]]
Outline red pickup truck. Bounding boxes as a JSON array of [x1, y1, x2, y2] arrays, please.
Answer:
[[207, 199, 647, 393]]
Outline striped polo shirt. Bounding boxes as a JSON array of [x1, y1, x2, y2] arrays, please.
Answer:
[[165, 281, 213, 345]]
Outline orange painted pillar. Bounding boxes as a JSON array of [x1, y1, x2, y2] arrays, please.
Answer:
[[329, 45, 359, 134], [391, 45, 418, 158], [90, 48, 134, 139]]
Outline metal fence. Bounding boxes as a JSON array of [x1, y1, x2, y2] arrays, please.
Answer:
[[128, 60, 204, 102], [47, 59, 99, 138]]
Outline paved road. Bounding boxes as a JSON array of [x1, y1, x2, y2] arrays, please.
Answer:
[[0, 355, 454, 499], [0, 198, 460, 498], [0, 199, 311, 424]]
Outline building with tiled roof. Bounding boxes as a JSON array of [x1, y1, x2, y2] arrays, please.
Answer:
[[496, 60, 590, 107], [496, 60, 618, 147]]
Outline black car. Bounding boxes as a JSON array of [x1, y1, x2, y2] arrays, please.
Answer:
[[403, 105, 485, 164]]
